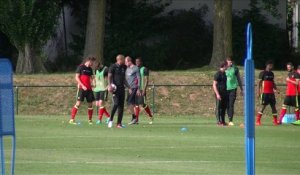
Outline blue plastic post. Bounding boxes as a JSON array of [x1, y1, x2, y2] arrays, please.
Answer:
[[244, 23, 255, 175], [0, 58, 16, 175]]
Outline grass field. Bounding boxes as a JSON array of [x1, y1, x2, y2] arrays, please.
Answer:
[[3, 115, 300, 175]]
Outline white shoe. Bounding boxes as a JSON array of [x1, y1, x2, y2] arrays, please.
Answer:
[[108, 121, 113, 128], [228, 122, 234, 126], [149, 117, 153, 125]]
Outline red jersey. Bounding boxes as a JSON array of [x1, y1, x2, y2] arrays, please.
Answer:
[[286, 71, 299, 96], [258, 70, 275, 94], [298, 73, 300, 94], [76, 64, 93, 90]]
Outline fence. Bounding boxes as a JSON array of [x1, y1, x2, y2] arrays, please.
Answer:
[[13, 84, 289, 117]]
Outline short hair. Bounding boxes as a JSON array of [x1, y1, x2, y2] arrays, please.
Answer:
[[265, 60, 273, 66], [220, 61, 227, 68], [286, 62, 294, 67], [83, 56, 96, 63], [226, 56, 233, 61], [116, 54, 125, 60], [125, 56, 132, 62], [136, 57, 142, 61]]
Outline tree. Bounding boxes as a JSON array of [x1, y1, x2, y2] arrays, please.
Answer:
[[210, 0, 282, 68], [0, 0, 61, 73], [83, 0, 106, 63], [210, 0, 232, 68]]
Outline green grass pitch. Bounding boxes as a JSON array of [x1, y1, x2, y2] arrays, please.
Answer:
[[3, 115, 300, 174]]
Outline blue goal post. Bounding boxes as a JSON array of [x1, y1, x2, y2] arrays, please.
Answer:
[[244, 23, 255, 175], [0, 59, 16, 175]]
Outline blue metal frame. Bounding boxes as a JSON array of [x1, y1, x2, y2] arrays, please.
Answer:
[[244, 23, 255, 175], [0, 59, 16, 175]]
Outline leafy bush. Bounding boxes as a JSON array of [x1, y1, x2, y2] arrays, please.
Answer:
[[105, 2, 212, 70]]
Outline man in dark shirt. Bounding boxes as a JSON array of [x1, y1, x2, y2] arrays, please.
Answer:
[[69, 56, 96, 125], [134, 57, 153, 124], [255, 60, 279, 126], [213, 62, 228, 126], [107, 54, 131, 128]]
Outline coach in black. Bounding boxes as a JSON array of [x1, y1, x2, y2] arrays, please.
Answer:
[[107, 54, 131, 128], [213, 62, 228, 126]]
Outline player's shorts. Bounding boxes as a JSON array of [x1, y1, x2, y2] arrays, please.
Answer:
[[136, 94, 146, 106], [94, 91, 107, 101], [77, 89, 95, 103], [127, 88, 138, 105], [260, 93, 276, 106], [283, 96, 298, 107]]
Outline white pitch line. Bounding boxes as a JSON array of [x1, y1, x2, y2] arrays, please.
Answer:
[[7, 160, 300, 165], [16, 145, 244, 151], [15, 144, 300, 151], [17, 135, 219, 139]]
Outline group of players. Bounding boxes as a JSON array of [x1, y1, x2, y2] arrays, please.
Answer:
[[214, 58, 300, 126], [68, 54, 153, 128]]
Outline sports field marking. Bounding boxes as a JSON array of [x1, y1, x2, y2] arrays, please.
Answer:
[[16, 144, 300, 151], [17, 135, 221, 139], [8, 160, 300, 165]]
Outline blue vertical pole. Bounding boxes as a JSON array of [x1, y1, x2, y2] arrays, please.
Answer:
[[244, 23, 255, 175]]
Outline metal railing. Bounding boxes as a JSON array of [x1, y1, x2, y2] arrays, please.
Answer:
[[13, 84, 288, 116]]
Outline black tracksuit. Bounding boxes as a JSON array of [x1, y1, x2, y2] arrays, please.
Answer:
[[214, 71, 228, 124], [108, 63, 127, 125]]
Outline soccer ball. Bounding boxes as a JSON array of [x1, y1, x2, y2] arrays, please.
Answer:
[[111, 84, 117, 92]]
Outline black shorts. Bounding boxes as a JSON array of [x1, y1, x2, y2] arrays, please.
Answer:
[[94, 91, 107, 101], [77, 89, 95, 103], [136, 94, 146, 106], [260, 93, 276, 106], [127, 88, 138, 105], [283, 96, 298, 107]]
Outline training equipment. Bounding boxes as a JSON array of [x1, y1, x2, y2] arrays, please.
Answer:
[[0, 59, 16, 175], [282, 107, 296, 124], [282, 114, 296, 124], [240, 123, 245, 128], [244, 23, 255, 175], [180, 127, 188, 132]]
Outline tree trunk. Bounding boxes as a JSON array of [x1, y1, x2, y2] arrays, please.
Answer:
[[83, 0, 106, 63], [16, 43, 46, 74], [210, 0, 232, 68]]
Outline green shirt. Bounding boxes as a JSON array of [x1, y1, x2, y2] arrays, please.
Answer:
[[139, 66, 149, 90], [94, 67, 108, 92], [226, 65, 239, 90]]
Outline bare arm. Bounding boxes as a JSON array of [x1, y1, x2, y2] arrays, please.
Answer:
[[286, 77, 298, 85], [236, 70, 243, 92], [143, 75, 149, 93], [90, 75, 95, 88], [124, 79, 131, 89], [213, 80, 221, 100], [257, 80, 262, 98], [108, 73, 112, 85], [136, 69, 141, 95], [75, 73, 86, 90], [107, 73, 113, 92]]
